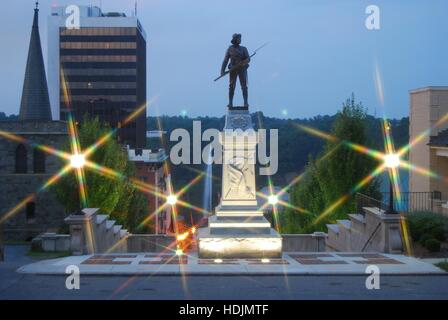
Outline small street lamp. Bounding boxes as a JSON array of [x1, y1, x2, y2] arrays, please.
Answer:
[[384, 153, 399, 214], [268, 194, 279, 206], [70, 153, 86, 169], [166, 194, 178, 206]]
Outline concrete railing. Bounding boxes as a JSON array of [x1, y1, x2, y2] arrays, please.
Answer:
[[282, 232, 327, 252]]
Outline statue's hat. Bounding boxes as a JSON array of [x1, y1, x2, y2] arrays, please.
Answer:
[[231, 33, 241, 44]]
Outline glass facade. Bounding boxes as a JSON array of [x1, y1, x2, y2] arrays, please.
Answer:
[[59, 27, 146, 148]]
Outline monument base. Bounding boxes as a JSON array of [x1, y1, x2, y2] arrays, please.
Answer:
[[228, 105, 248, 111], [196, 108, 282, 259], [197, 227, 282, 258]]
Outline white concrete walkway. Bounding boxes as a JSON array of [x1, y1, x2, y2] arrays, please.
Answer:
[[17, 252, 445, 275]]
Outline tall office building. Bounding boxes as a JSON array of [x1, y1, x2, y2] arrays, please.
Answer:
[[48, 6, 147, 148]]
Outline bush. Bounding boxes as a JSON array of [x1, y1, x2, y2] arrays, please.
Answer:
[[424, 238, 441, 252], [407, 211, 448, 244], [436, 261, 448, 272], [419, 233, 433, 246]]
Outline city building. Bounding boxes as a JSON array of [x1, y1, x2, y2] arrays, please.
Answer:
[[127, 143, 171, 234], [48, 5, 147, 148], [0, 4, 67, 241], [409, 87, 448, 211]]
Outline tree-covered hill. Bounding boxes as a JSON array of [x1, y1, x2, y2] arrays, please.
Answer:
[[147, 112, 409, 186]]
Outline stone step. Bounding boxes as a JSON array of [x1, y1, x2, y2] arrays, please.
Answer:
[[120, 229, 128, 238], [337, 219, 351, 230], [209, 216, 271, 229], [363, 206, 384, 216], [216, 211, 264, 217], [211, 215, 268, 223], [349, 214, 366, 232], [210, 227, 271, 235], [215, 205, 264, 217], [113, 225, 122, 234], [106, 220, 115, 230], [327, 224, 339, 235], [96, 214, 108, 225], [197, 227, 282, 258]]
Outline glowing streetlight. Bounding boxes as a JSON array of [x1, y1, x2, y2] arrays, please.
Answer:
[[175, 248, 183, 256], [214, 259, 223, 264], [166, 194, 178, 205], [176, 232, 189, 241], [384, 153, 399, 215], [384, 153, 400, 169], [70, 153, 86, 169], [268, 194, 279, 206], [261, 258, 270, 263]]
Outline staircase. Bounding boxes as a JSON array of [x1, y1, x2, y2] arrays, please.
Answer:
[[95, 214, 129, 253], [326, 207, 403, 253], [65, 208, 129, 255]]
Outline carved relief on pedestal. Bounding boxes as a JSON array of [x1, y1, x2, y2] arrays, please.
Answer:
[[224, 155, 255, 200]]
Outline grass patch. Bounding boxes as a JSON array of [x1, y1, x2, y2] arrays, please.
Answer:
[[435, 261, 448, 272], [27, 250, 71, 260]]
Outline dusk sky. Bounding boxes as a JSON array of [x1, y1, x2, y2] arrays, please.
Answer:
[[0, 0, 447, 119]]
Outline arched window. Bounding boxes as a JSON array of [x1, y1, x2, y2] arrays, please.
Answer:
[[33, 149, 46, 173], [15, 144, 27, 173]]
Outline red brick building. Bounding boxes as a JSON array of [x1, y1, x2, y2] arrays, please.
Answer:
[[127, 146, 171, 234]]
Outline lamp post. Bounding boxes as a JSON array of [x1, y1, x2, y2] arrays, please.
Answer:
[[384, 153, 399, 214]]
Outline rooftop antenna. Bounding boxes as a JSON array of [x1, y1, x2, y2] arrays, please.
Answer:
[[135, 0, 138, 16]]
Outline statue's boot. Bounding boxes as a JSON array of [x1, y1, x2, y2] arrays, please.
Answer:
[[228, 90, 234, 109], [243, 87, 249, 108]]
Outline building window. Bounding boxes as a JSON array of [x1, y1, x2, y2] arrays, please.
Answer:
[[26, 202, 36, 223], [15, 144, 27, 173], [33, 149, 46, 173]]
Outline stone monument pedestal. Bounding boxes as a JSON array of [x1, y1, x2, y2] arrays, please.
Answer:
[[198, 109, 282, 258]]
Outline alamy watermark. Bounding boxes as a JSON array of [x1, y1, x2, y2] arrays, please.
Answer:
[[365, 5, 381, 30], [65, 5, 80, 30], [169, 121, 278, 175], [65, 265, 80, 290], [365, 265, 380, 290]]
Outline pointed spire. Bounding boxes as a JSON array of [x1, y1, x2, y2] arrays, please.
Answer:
[[19, 1, 52, 121], [33, 2, 39, 27]]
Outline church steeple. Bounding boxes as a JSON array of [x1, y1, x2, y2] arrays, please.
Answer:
[[19, 1, 52, 121]]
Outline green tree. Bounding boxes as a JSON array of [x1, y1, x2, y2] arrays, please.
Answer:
[[282, 94, 380, 233], [53, 116, 148, 232]]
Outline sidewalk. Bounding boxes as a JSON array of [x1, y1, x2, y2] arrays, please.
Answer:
[[17, 252, 445, 276]]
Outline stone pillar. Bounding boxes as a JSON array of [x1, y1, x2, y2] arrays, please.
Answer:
[[356, 207, 404, 253], [197, 109, 282, 258], [378, 213, 404, 254], [312, 232, 327, 252], [64, 208, 99, 255], [220, 117, 258, 207]]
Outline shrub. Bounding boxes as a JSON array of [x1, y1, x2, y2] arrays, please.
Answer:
[[419, 233, 432, 246], [424, 238, 441, 253], [436, 261, 448, 272], [407, 211, 448, 243]]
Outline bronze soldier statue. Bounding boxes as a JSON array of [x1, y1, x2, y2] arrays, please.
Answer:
[[221, 34, 250, 108]]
